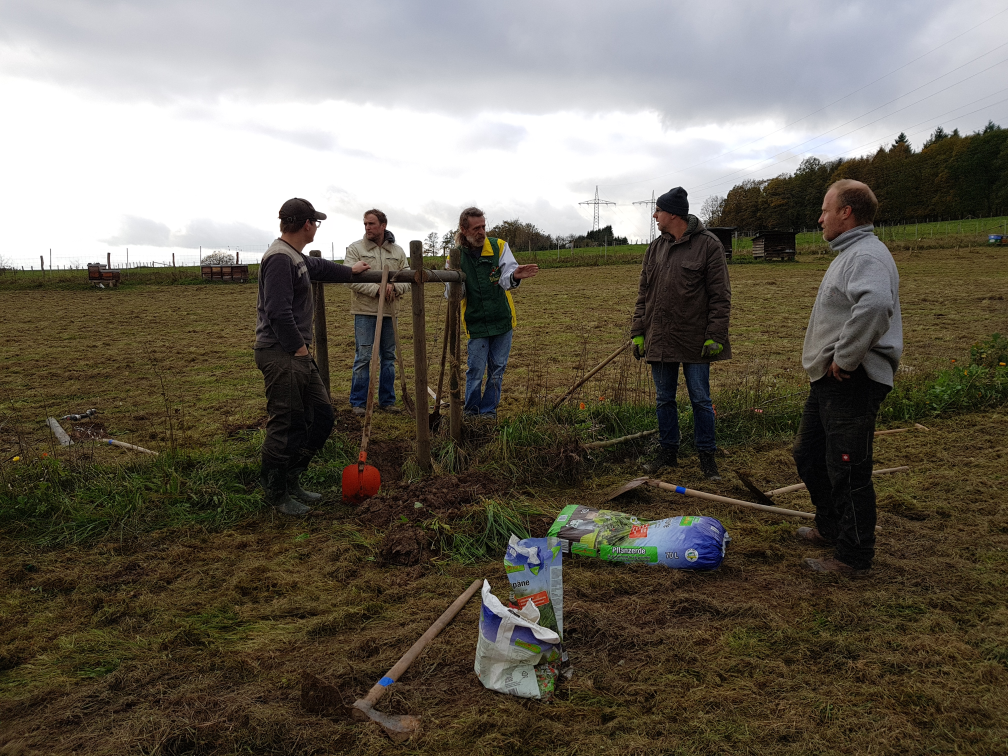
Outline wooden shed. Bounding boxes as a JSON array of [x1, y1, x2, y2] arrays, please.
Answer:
[[751, 231, 797, 261], [707, 227, 736, 260], [87, 263, 121, 287], [201, 264, 249, 283]]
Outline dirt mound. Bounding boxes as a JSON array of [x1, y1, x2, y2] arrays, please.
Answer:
[[355, 471, 503, 529], [378, 524, 431, 566], [365, 439, 409, 485]]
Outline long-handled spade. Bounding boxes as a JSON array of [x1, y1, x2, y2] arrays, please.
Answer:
[[352, 578, 483, 742], [342, 266, 389, 503], [602, 476, 886, 532], [429, 306, 451, 433], [392, 315, 415, 418]]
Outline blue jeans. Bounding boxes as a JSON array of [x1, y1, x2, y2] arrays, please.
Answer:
[[465, 330, 513, 416], [650, 362, 716, 452], [350, 314, 396, 408]]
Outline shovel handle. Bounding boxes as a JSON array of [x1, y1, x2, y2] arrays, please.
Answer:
[[552, 339, 631, 410], [434, 305, 451, 409], [647, 479, 883, 533], [362, 578, 483, 708], [359, 266, 390, 458]]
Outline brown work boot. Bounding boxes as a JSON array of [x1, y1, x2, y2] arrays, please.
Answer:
[[804, 557, 868, 576], [796, 527, 831, 547]]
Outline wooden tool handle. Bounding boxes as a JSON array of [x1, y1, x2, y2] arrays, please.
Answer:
[[359, 266, 390, 457], [433, 306, 451, 409], [392, 315, 415, 417], [363, 578, 483, 707], [765, 466, 910, 498], [552, 339, 631, 410], [647, 479, 884, 534]]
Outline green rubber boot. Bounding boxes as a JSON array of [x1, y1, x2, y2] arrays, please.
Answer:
[[287, 469, 322, 503], [261, 461, 310, 516]]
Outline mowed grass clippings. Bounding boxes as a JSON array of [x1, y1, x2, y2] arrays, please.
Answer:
[[0, 412, 1006, 754]]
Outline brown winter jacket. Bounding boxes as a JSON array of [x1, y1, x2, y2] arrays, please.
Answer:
[[631, 215, 732, 363]]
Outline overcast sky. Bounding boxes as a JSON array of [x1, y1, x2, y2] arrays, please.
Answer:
[[1, 0, 1006, 268]]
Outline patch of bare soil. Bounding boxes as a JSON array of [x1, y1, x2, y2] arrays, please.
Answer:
[[378, 524, 431, 566], [363, 439, 409, 486], [355, 472, 504, 529], [360, 472, 508, 566]]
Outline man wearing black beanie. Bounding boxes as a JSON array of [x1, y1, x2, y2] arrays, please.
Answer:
[[631, 186, 732, 479]]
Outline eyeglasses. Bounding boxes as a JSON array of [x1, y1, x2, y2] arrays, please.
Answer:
[[310, 219, 322, 228]]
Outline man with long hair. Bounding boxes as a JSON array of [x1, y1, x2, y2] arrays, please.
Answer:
[[453, 207, 538, 419]]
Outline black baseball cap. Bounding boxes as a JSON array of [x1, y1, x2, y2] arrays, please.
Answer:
[[279, 198, 327, 225]]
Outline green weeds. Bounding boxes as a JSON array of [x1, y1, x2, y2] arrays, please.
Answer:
[[423, 498, 537, 563]]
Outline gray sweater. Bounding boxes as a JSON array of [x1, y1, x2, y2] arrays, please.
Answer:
[[802, 225, 903, 386]]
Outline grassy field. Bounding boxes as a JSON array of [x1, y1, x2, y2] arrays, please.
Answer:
[[1, 244, 1007, 754]]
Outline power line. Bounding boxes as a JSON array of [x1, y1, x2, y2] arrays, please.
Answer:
[[603, 7, 1008, 190], [578, 185, 616, 232], [632, 191, 657, 242]]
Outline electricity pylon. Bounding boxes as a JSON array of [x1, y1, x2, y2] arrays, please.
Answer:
[[579, 185, 615, 232], [633, 190, 657, 243]]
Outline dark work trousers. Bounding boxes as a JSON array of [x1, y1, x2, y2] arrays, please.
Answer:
[[255, 347, 335, 469], [792, 366, 891, 569]]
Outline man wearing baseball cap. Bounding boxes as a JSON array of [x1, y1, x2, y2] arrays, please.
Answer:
[[630, 186, 732, 480], [254, 198, 370, 515]]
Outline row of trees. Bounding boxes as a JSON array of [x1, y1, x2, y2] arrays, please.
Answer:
[[706, 122, 1008, 233], [419, 220, 629, 256]]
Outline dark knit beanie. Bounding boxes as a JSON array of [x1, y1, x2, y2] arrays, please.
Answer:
[[656, 187, 689, 217]]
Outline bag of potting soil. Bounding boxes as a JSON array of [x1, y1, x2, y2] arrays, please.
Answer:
[[504, 535, 564, 651], [547, 504, 729, 570], [474, 580, 562, 700]]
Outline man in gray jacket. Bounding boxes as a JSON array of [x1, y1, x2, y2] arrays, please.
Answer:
[[794, 179, 902, 574], [631, 187, 731, 480]]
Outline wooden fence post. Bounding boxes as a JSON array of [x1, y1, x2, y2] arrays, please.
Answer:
[[308, 250, 330, 396], [410, 241, 431, 473], [448, 247, 463, 444]]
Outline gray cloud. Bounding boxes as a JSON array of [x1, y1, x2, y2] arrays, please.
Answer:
[[2, 0, 1004, 129], [101, 215, 272, 248], [459, 121, 529, 151]]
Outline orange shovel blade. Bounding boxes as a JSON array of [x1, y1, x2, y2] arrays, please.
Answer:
[[342, 462, 381, 503]]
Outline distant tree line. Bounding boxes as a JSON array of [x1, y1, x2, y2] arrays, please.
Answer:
[[486, 220, 627, 251], [706, 122, 1008, 233]]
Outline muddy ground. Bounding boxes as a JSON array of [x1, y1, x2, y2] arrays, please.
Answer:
[[1, 410, 1006, 755]]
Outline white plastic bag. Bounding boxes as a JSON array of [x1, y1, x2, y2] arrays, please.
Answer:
[[474, 580, 562, 700]]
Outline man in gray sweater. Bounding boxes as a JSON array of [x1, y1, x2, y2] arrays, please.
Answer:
[[794, 179, 902, 574]]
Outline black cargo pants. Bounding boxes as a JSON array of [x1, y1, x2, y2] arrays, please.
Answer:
[[792, 366, 891, 570], [254, 347, 335, 469]]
